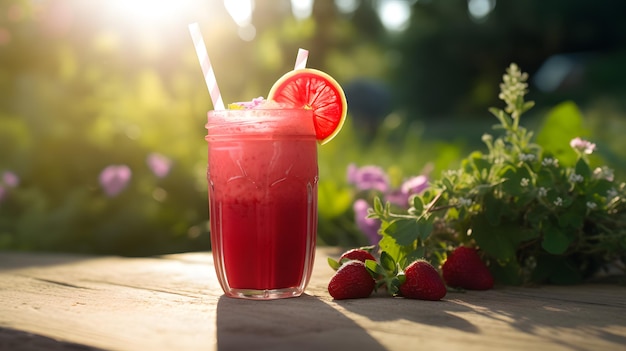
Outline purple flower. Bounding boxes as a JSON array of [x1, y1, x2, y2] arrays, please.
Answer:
[[347, 164, 390, 193], [2, 171, 19, 188], [383, 175, 429, 207], [401, 175, 429, 196], [99, 165, 131, 197], [346, 163, 358, 184], [147, 153, 172, 178], [353, 199, 381, 245], [385, 189, 409, 207], [570, 137, 596, 155]]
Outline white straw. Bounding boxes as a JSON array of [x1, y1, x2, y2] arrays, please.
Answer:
[[294, 48, 309, 70], [188, 22, 225, 110]]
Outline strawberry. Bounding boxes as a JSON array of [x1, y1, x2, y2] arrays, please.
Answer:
[[328, 248, 376, 271], [328, 260, 375, 300], [339, 248, 376, 263], [399, 260, 447, 301], [442, 246, 494, 290]]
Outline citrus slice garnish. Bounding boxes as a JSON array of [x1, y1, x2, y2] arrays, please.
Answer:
[[268, 68, 347, 145]]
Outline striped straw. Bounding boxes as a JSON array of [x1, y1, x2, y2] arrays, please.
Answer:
[[188, 22, 225, 110], [294, 48, 309, 70]]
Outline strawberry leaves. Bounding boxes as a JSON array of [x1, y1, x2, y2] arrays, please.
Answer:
[[364, 251, 405, 295]]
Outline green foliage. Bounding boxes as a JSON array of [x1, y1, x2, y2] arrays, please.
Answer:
[[370, 64, 626, 284], [535, 102, 589, 167]]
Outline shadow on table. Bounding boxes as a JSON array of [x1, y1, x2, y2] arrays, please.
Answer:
[[338, 287, 626, 349], [0, 327, 105, 351], [0, 252, 98, 272], [216, 294, 387, 351], [333, 292, 480, 333]]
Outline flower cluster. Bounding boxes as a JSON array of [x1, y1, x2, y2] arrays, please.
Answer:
[[347, 163, 428, 245], [99, 153, 173, 198]]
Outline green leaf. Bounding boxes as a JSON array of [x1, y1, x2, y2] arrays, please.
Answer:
[[327, 257, 341, 270], [471, 215, 537, 262], [589, 179, 613, 197], [382, 218, 418, 247], [388, 276, 402, 295], [541, 222, 571, 254], [365, 259, 385, 276], [411, 195, 424, 215], [396, 273, 406, 286], [522, 101, 535, 113], [527, 205, 547, 228], [471, 152, 491, 175], [489, 107, 509, 127], [417, 220, 433, 241], [404, 246, 426, 265], [379, 251, 397, 273], [535, 101, 589, 167], [536, 169, 553, 188], [557, 198, 585, 230], [501, 168, 522, 196], [373, 196, 384, 214], [490, 260, 524, 286], [378, 235, 407, 265], [484, 192, 503, 225], [470, 215, 517, 262], [575, 158, 591, 179], [442, 177, 455, 191]]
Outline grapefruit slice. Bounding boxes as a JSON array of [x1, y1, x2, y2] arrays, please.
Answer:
[[268, 68, 347, 145]]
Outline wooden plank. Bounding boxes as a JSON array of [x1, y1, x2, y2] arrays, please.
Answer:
[[0, 249, 625, 351]]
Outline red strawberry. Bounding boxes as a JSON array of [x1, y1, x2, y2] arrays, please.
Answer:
[[328, 248, 377, 271], [399, 260, 447, 301], [339, 248, 376, 263], [442, 246, 494, 290], [328, 260, 375, 300]]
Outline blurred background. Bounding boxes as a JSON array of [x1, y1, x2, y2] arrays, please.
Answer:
[[1, 0, 625, 256]]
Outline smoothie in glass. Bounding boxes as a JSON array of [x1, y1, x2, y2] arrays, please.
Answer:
[[206, 108, 318, 299]]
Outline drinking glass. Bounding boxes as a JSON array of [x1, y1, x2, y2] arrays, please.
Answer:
[[206, 108, 318, 300]]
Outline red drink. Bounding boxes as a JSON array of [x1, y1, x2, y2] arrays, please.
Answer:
[[206, 108, 318, 299]]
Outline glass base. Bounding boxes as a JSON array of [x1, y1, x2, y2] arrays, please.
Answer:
[[223, 287, 305, 300]]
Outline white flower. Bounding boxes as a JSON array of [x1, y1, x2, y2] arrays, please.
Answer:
[[538, 187, 548, 197], [541, 157, 559, 167], [586, 202, 597, 210], [593, 167, 614, 182], [554, 197, 563, 207], [607, 188, 618, 199], [570, 137, 596, 155], [458, 197, 473, 207], [520, 178, 529, 187], [519, 153, 536, 162], [568, 173, 584, 183]]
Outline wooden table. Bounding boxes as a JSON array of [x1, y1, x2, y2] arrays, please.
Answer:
[[1, 248, 625, 351]]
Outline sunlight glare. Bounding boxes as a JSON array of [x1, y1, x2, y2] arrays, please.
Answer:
[[335, 0, 360, 15], [377, 0, 411, 32], [224, 0, 256, 41], [106, 0, 193, 25], [224, 0, 254, 27], [468, 0, 496, 22], [291, 0, 314, 20]]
